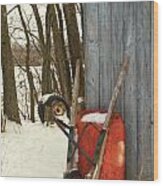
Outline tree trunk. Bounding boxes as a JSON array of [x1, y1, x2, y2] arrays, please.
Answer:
[[50, 4, 72, 104], [1, 5, 21, 124], [31, 4, 52, 95], [42, 5, 53, 94], [18, 5, 36, 122], [63, 3, 84, 97]]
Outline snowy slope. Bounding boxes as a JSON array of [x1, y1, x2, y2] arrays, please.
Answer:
[[1, 120, 68, 178], [1, 66, 70, 178]]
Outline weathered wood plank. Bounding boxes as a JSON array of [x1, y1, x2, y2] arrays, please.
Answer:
[[136, 2, 153, 180], [122, 2, 138, 180], [84, 1, 154, 180], [98, 2, 113, 109], [110, 3, 124, 113], [84, 3, 100, 109]]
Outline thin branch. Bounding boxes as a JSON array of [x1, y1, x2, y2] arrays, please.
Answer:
[[32, 66, 42, 85], [30, 4, 45, 52], [13, 55, 27, 72], [7, 5, 18, 15], [30, 35, 41, 55]]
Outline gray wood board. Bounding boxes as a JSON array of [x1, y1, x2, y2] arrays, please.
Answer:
[[83, 1, 154, 180]]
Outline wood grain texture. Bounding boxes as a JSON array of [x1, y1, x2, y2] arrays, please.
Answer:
[[84, 3, 100, 109], [83, 1, 156, 180], [154, 1, 158, 180]]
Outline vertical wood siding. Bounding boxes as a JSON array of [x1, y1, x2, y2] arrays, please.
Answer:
[[83, 1, 154, 180]]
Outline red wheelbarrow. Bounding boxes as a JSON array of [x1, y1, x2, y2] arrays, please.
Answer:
[[75, 109, 126, 180]]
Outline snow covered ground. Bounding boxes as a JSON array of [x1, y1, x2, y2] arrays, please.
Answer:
[[1, 66, 70, 178], [1, 120, 68, 178]]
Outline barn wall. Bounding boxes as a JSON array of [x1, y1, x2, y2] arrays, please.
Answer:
[[83, 2, 154, 180]]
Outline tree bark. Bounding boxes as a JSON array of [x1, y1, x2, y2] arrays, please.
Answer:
[[63, 3, 84, 97], [1, 5, 21, 124], [42, 5, 53, 94], [31, 4, 52, 95], [50, 4, 72, 104]]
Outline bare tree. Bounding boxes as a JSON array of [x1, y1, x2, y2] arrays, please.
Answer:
[[1, 5, 21, 124]]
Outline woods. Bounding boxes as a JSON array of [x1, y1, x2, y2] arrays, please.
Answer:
[[1, 4, 84, 127]]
